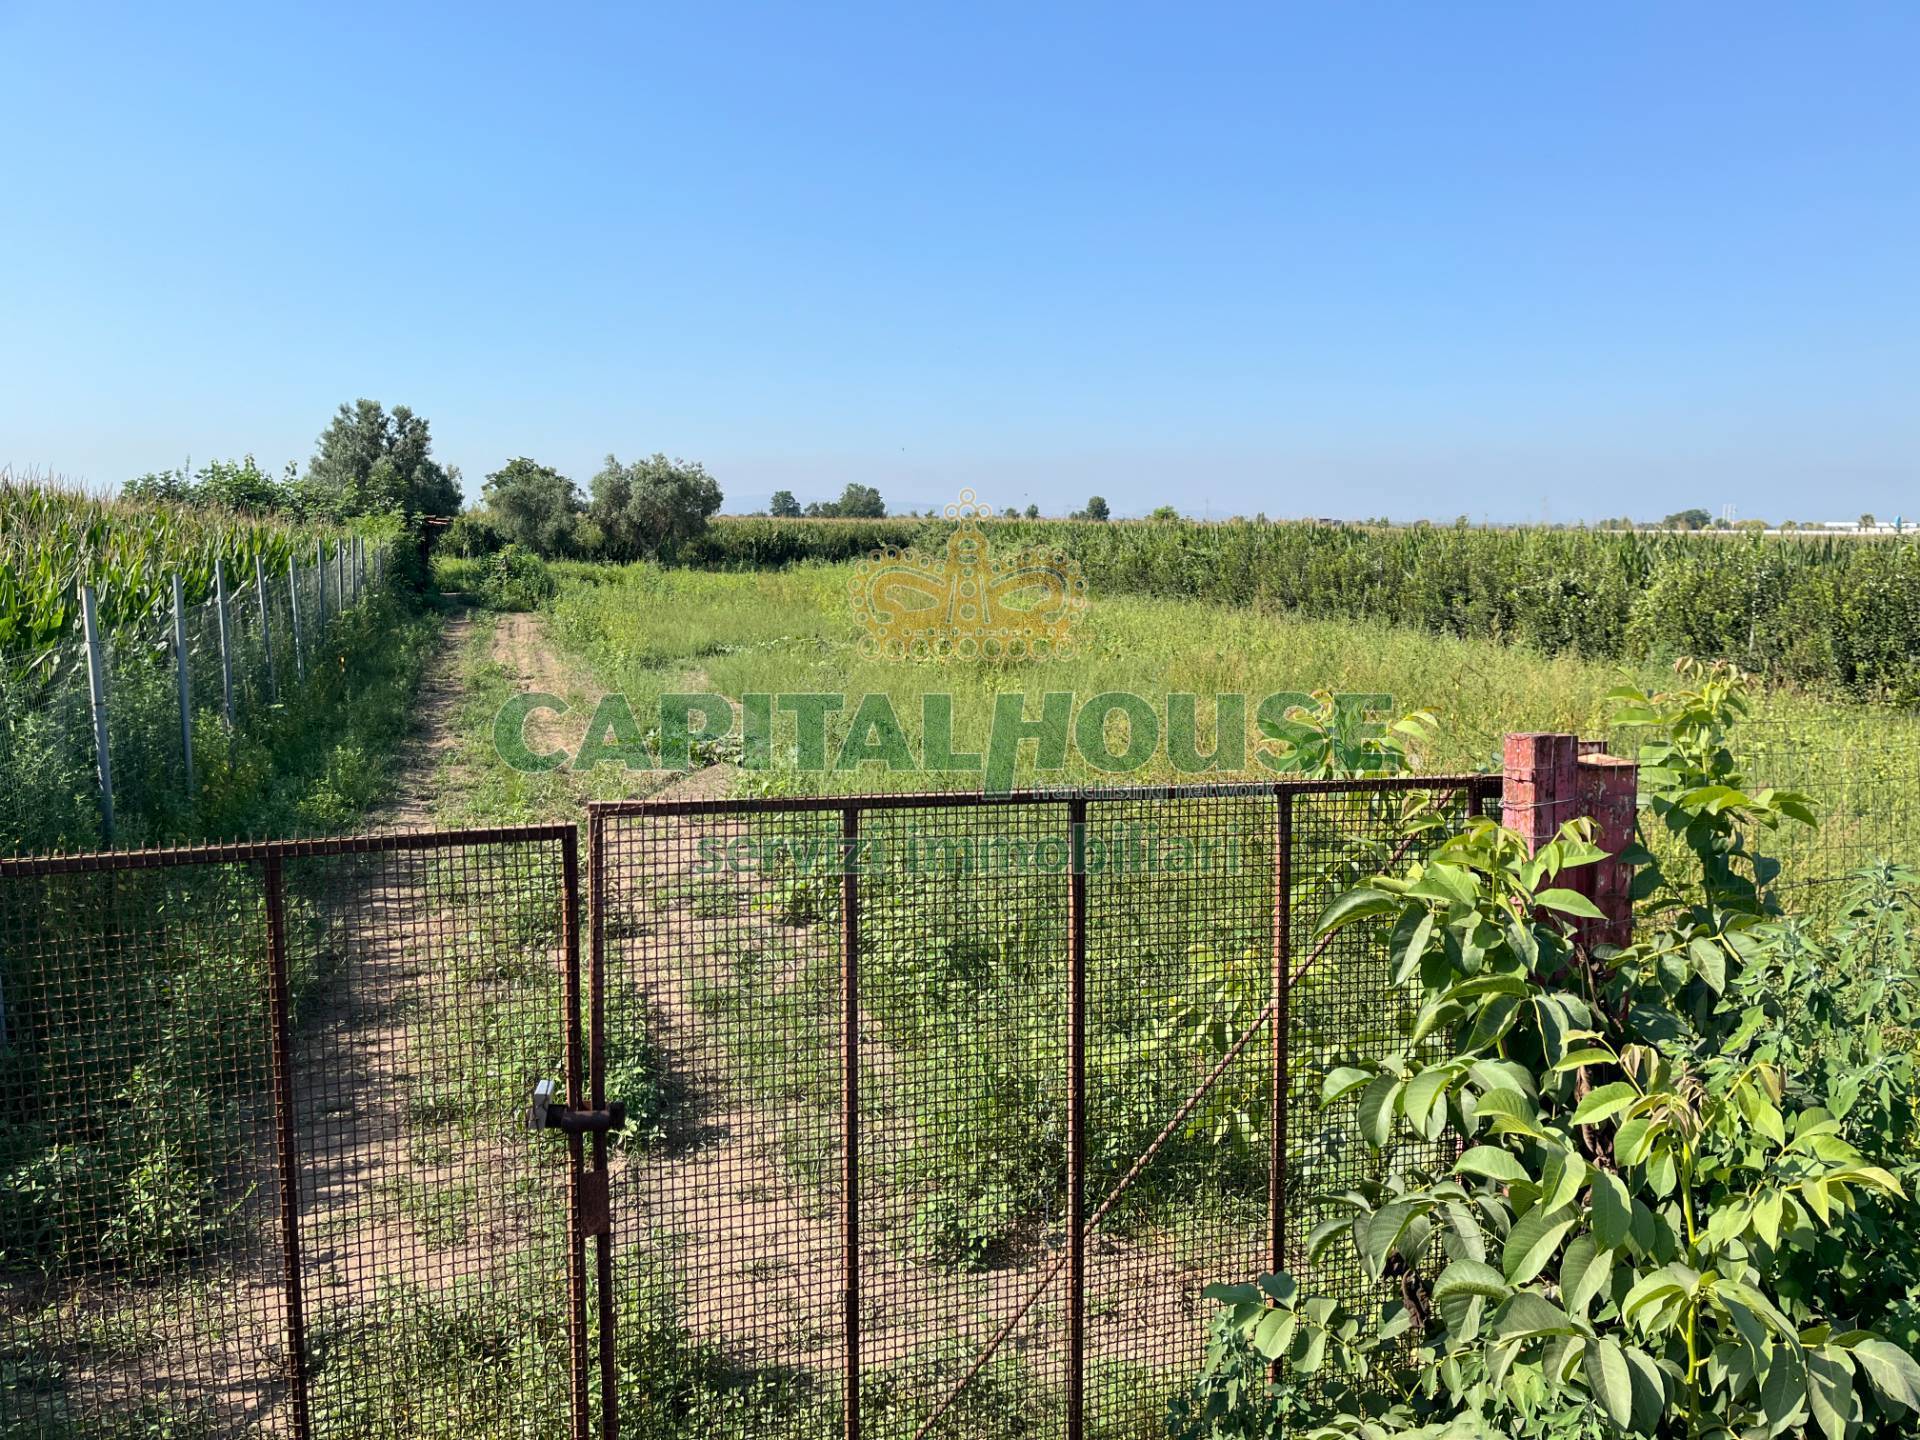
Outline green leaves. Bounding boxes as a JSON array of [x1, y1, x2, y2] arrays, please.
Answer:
[[1569, 1081, 1638, 1126], [1431, 1258, 1509, 1305], [1315, 887, 1400, 936], [1501, 1205, 1576, 1286], [1454, 1147, 1528, 1184], [1183, 690, 1920, 1440], [1581, 1334, 1634, 1429]]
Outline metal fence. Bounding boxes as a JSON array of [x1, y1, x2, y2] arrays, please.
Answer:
[[0, 539, 387, 856], [0, 824, 581, 1440], [590, 775, 1501, 1439], [3, 736, 1909, 1436]]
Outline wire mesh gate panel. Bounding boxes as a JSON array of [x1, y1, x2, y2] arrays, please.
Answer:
[[590, 776, 1499, 1439], [0, 826, 588, 1440]]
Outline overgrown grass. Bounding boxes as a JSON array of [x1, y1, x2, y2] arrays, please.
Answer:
[[681, 515, 1920, 701]]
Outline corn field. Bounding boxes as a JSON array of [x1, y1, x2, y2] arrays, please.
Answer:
[[0, 480, 400, 852], [0, 479, 376, 684], [689, 517, 1920, 700]]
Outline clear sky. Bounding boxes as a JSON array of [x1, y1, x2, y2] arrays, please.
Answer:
[[3, 3, 1916, 523]]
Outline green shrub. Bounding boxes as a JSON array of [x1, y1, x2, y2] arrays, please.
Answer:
[[1175, 665, 1920, 1437], [477, 543, 557, 611]]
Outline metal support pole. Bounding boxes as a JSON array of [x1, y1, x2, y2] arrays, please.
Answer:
[[262, 855, 314, 1440], [841, 806, 862, 1440], [172, 575, 194, 794], [315, 543, 328, 635], [253, 554, 278, 704], [564, 827, 591, 1440], [335, 541, 345, 614], [287, 557, 305, 682], [214, 559, 236, 729], [582, 825, 617, 1440], [1066, 796, 1088, 1440], [80, 585, 114, 842], [1269, 792, 1293, 1276]]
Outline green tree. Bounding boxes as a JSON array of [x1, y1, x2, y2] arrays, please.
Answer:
[[300, 399, 462, 521], [1074, 495, 1111, 522], [1149, 504, 1181, 522], [587, 453, 723, 561], [124, 456, 290, 513], [769, 489, 801, 518], [480, 458, 583, 557], [1663, 508, 1713, 531], [1024, 503, 1041, 519], [833, 482, 886, 518], [1861, 514, 1878, 530]]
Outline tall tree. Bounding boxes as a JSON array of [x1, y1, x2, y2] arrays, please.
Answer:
[[302, 399, 462, 520], [588, 453, 723, 560], [1073, 494, 1111, 521], [769, 489, 801, 517], [829, 482, 886, 518], [482, 458, 583, 557]]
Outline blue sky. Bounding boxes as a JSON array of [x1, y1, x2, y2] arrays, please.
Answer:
[[2, 3, 1915, 522]]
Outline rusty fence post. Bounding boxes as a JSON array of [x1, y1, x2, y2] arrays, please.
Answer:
[[586, 823, 619, 1440], [261, 855, 313, 1440], [564, 826, 593, 1440], [1066, 797, 1088, 1440], [1268, 791, 1292, 1278], [842, 806, 862, 1440]]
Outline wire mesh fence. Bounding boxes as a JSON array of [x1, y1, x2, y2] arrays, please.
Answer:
[[0, 824, 580, 1440], [590, 776, 1501, 1439], [1604, 717, 1920, 910]]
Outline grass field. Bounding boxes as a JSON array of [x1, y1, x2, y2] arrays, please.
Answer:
[[10, 534, 1918, 1438], [404, 555, 1920, 1433]]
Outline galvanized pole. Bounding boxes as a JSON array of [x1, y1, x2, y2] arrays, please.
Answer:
[[214, 558, 236, 729], [315, 542, 328, 634], [80, 585, 114, 842], [286, 556, 306, 681], [253, 554, 278, 703], [335, 540, 346, 613], [172, 574, 194, 794]]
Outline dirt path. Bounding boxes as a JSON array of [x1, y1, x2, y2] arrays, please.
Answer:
[[610, 806, 1214, 1396]]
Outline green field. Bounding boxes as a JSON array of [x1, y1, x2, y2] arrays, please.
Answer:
[[9, 506, 1920, 1437]]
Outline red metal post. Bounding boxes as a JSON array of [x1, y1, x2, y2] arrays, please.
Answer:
[[1066, 797, 1088, 1440], [566, 825, 600, 1440], [261, 855, 313, 1440], [1268, 792, 1292, 1278], [841, 807, 862, 1440]]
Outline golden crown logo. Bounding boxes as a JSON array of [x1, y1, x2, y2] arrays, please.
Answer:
[[850, 490, 1089, 660]]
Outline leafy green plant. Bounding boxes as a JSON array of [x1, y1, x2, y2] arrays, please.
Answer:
[[476, 543, 558, 611], [1178, 666, 1920, 1438]]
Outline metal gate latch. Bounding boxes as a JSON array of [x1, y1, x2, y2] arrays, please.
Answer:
[[528, 1079, 627, 1135]]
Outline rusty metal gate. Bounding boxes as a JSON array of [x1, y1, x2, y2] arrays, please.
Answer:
[[0, 825, 598, 1439], [589, 775, 1499, 1440], [1, 778, 1496, 1438]]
